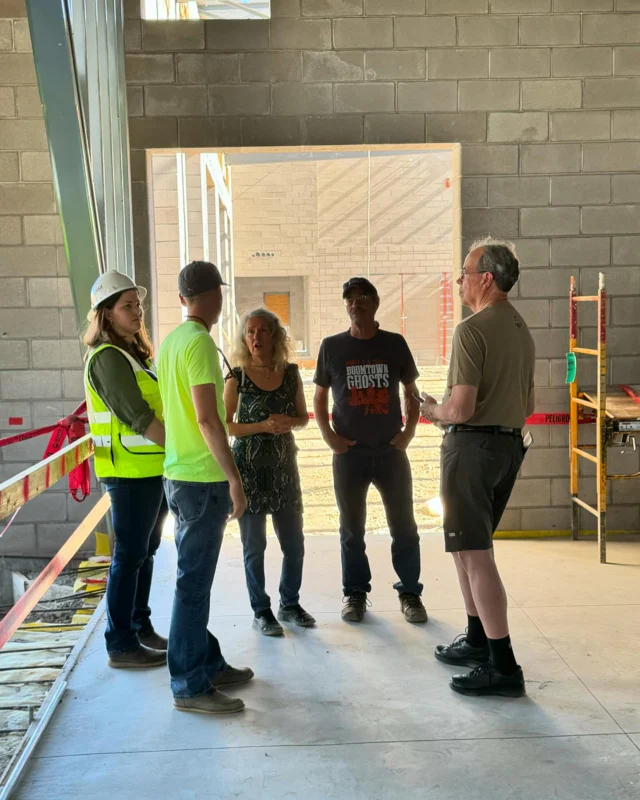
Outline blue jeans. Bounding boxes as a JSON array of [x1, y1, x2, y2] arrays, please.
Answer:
[[102, 477, 168, 655], [164, 479, 230, 699], [239, 511, 305, 614], [332, 446, 423, 596]]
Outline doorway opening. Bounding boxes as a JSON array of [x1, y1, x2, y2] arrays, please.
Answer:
[[147, 144, 461, 534]]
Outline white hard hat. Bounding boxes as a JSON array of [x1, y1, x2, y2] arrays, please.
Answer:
[[90, 271, 147, 311]]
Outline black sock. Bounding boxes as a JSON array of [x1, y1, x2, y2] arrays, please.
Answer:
[[488, 635, 518, 675], [466, 614, 487, 647]]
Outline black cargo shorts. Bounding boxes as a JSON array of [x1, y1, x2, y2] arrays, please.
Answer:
[[440, 427, 526, 552]]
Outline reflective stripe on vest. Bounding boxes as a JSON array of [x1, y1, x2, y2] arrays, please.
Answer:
[[88, 411, 111, 424], [120, 435, 158, 448]]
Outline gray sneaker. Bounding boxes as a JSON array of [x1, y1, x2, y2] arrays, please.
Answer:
[[212, 665, 254, 687], [108, 644, 167, 669], [173, 691, 244, 715], [253, 609, 284, 636]]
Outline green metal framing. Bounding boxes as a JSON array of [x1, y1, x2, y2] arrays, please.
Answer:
[[25, 0, 103, 330]]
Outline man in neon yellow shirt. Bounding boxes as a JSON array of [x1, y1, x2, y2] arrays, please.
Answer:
[[158, 260, 252, 715]]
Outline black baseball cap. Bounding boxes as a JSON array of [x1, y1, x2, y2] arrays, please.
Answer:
[[342, 276, 378, 299], [178, 260, 228, 297]]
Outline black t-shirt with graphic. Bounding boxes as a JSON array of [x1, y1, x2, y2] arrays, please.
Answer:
[[314, 329, 419, 453]]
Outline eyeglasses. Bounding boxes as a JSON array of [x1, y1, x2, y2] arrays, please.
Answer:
[[459, 268, 489, 280], [344, 293, 374, 305]]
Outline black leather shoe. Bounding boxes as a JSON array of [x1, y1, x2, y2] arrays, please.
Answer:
[[434, 633, 490, 668], [253, 609, 284, 636], [449, 663, 526, 697], [278, 604, 316, 627]]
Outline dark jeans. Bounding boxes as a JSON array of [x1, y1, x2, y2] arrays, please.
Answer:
[[102, 476, 168, 655], [239, 511, 305, 613], [164, 479, 229, 699], [333, 446, 423, 597]]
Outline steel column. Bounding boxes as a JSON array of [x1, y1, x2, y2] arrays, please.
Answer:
[[70, 0, 134, 279], [25, 0, 104, 329]]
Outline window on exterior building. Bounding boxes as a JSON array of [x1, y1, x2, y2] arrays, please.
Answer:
[[142, 0, 270, 20], [264, 293, 291, 327]]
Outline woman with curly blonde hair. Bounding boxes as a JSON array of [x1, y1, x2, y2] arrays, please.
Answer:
[[223, 308, 314, 636]]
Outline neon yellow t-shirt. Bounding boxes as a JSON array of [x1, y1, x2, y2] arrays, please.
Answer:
[[157, 320, 228, 483]]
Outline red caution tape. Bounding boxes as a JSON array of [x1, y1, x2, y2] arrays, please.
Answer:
[[307, 411, 589, 426], [619, 385, 640, 404], [0, 402, 91, 509]]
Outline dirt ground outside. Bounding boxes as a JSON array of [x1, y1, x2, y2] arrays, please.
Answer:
[[221, 365, 447, 539]]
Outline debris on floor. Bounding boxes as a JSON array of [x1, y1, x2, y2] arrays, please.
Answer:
[[0, 534, 111, 779]]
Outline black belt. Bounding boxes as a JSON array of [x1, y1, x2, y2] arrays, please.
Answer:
[[445, 424, 522, 437]]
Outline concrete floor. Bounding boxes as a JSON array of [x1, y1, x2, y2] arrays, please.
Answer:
[[16, 534, 640, 799]]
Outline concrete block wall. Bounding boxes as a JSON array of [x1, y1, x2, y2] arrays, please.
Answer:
[[0, 0, 100, 557], [125, 0, 640, 531]]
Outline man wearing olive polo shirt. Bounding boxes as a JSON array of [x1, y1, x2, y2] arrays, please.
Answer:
[[421, 238, 535, 698], [158, 260, 253, 715]]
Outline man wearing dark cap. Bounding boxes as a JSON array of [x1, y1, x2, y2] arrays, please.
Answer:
[[314, 277, 427, 624], [157, 260, 253, 715]]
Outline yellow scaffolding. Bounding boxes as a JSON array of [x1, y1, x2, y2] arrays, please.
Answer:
[[569, 273, 640, 564]]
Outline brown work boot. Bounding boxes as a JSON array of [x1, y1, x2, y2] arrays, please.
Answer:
[[173, 691, 245, 715], [108, 644, 167, 669], [399, 593, 428, 624], [139, 630, 168, 650], [212, 665, 254, 688], [341, 592, 368, 622]]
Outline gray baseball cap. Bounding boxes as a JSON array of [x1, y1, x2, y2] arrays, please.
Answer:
[[178, 261, 228, 297]]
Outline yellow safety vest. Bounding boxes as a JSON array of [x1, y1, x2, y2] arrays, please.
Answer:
[[84, 343, 165, 479]]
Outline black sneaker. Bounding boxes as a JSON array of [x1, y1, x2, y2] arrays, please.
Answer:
[[434, 632, 490, 668], [341, 592, 368, 622], [253, 609, 284, 637], [277, 604, 316, 627], [449, 663, 526, 698]]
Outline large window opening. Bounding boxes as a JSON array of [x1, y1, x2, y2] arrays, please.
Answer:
[[148, 145, 461, 534]]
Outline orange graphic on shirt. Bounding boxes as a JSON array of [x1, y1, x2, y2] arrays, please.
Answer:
[[348, 386, 390, 416], [345, 360, 390, 416]]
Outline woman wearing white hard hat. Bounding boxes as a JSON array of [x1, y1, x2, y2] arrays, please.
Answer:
[[83, 271, 168, 669]]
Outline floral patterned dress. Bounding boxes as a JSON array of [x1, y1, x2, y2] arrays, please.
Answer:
[[231, 363, 303, 516]]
